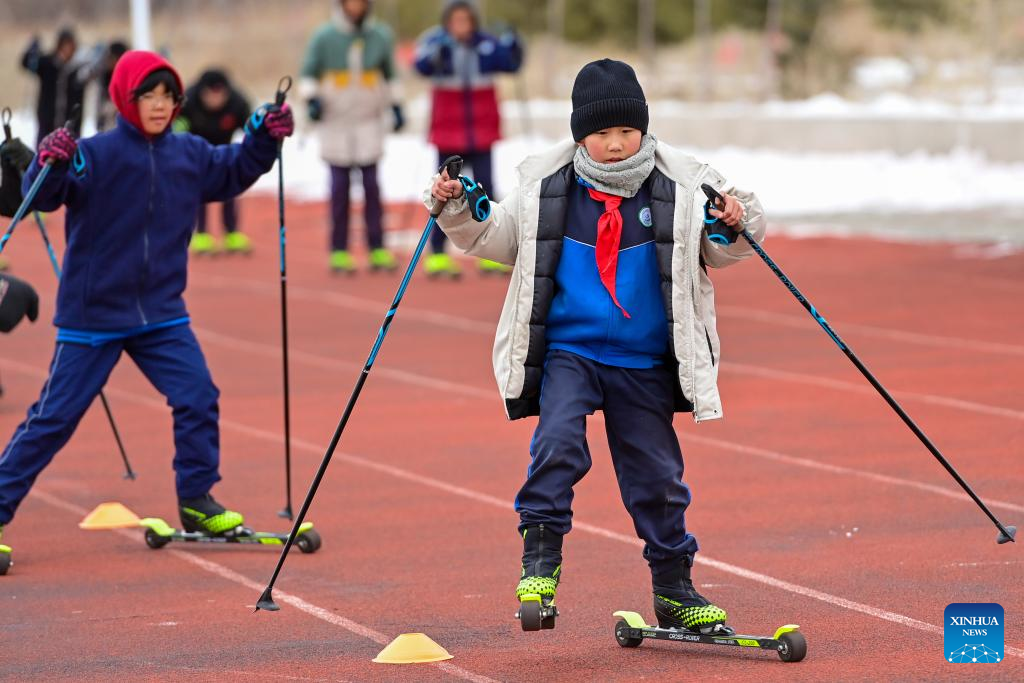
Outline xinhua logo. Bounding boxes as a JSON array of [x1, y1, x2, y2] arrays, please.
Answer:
[[944, 603, 1003, 663]]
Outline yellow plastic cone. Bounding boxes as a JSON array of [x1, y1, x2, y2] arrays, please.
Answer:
[[372, 633, 454, 664], [79, 502, 141, 530]]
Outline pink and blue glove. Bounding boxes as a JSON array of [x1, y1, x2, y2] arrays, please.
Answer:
[[245, 103, 295, 140], [37, 128, 77, 167], [265, 103, 294, 140]]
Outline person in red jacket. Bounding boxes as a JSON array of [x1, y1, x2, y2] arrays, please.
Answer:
[[414, 0, 522, 278]]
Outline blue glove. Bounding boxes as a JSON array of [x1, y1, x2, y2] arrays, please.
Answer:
[[307, 97, 323, 122]]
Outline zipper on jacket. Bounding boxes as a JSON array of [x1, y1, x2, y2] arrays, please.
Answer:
[[137, 141, 155, 326], [687, 165, 709, 420]]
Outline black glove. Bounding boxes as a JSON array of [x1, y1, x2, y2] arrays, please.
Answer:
[[307, 97, 323, 122], [0, 273, 39, 333], [391, 104, 404, 133]]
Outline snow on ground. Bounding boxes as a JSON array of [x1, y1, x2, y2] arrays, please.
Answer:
[[255, 132, 1024, 220], [7, 107, 1024, 239]]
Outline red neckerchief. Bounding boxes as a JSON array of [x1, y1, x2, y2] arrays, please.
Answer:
[[586, 187, 631, 319]]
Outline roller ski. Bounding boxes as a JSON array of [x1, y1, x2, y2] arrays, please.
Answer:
[[612, 557, 806, 662], [0, 525, 11, 576], [515, 524, 561, 631], [141, 494, 322, 553], [612, 611, 806, 662]]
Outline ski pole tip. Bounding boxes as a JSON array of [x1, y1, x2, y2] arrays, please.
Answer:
[[123, 471, 137, 481], [277, 507, 294, 520], [996, 525, 1016, 544], [256, 588, 281, 612]]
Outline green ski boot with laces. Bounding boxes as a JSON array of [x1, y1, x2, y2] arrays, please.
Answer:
[[653, 557, 732, 635], [515, 524, 562, 631], [0, 525, 11, 575], [178, 494, 245, 536]]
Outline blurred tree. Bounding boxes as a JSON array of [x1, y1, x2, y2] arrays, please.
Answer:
[[869, 0, 956, 33]]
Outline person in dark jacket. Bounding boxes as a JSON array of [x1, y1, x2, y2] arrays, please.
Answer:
[[20, 28, 87, 145], [0, 51, 294, 574], [94, 40, 129, 132], [414, 0, 522, 278], [175, 69, 253, 254]]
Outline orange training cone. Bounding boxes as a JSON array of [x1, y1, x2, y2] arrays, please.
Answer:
[[372, 633, 454, 664], [79, 502, 141, 529]]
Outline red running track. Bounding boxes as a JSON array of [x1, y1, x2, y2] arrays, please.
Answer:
[[1, 198, 1021, 682]]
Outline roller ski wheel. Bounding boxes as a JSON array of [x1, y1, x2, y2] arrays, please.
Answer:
[[612, 611, 806, 662], [295, 528, 322, 554], [516, 595, 558, 632], [0, 548, 11, 576], [140, 517, 321, 553]]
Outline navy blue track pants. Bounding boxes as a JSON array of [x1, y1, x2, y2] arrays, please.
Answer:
[[0, 324, 220, 524], [515, 349, 699, 569]]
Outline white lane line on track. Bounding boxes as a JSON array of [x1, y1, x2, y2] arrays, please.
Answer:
[[185, 329, 1024, 513], [684, 434, 1024, 515], [16, 364, 1018, 660], [724, 362, 1024, 422], [193, 274, 1024, 422], [27, 488, 502, 683], [716, 305, 1024, 357]]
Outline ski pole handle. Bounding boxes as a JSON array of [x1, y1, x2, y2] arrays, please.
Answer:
[[275, 76, 292, 108], [2, 108, 11, 142], [701, 182, 741, 245], [431, 155, 464, 217]]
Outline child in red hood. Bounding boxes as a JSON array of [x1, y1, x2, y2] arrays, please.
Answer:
[[0, 51, 293, 574]]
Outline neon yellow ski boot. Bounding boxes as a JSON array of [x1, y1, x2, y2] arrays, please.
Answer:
[[424, 253, 462, 280], [223, 232, 252, 254], [189, 232, 218, 255], [368, 248, 398, 272]]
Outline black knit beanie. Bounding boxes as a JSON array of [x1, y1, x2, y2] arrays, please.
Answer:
[[570, 59, 648, 141]]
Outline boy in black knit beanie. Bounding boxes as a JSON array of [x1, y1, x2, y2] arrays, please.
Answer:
[[427, 59, 765, 633]]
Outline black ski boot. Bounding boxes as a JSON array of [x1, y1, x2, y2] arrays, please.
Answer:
[[178, 494, 245, 536], [653, 557, 732, 634], [515, 524, 562, 631]]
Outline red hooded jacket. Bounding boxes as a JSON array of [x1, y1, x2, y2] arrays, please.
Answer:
[[108, 50, 184, 135]]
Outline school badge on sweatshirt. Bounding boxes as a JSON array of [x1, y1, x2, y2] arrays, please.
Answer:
[[639, 206, 652, 227]]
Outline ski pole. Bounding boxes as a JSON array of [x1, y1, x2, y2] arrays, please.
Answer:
[[31, 211, 136, 480], [273, 76, 295, 520], [256, 156, 466, 612], [701, 183, 1015, 545]]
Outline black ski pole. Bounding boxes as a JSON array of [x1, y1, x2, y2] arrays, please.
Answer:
[[273, 76, 294, 520], [256, 156, 466, 612], [701, 183, 1015, 545], [31, 211, 135, 480]]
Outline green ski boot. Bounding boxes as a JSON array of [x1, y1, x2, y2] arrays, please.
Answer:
[[368, 248, 398, 272], [189, 232, 218, 255], [653, 558, 731, 634], [478, 258, 512, 276], [424, 253, 462, 279], [0, 525, 11, 576], [223, 232, 252, 254], [515, 524, 562, 631], [178, 494, 245, 536], [330, 249, 356, 275]]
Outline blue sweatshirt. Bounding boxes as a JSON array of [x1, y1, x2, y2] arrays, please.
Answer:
[[546, 178, 669, 368], [23, 114, 278, 331]]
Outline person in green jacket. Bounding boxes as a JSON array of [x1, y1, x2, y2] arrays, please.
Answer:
[[300, 0, 404, 274]]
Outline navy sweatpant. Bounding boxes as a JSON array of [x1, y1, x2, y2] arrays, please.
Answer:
[[515, 349, 699, 569], [0, 324, 221, 524], [330, 164, 384, 251]]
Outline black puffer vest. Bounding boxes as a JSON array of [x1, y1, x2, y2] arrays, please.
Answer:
[[505, 163, 695, 420]]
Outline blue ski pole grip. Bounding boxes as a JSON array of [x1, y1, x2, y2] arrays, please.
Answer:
[[459, 176, 492, 222], [700, 182, 738, 245]]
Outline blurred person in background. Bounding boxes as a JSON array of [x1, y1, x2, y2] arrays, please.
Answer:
[[414, 0, 523, 279], [175, 69, 253, 255], [20, 28, 88, 144], [301, 0, 404, 275], [94, 41, 130, 131]]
